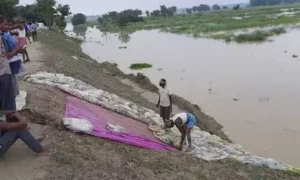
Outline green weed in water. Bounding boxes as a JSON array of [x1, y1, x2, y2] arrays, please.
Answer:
[[130, 63, 153, 70]]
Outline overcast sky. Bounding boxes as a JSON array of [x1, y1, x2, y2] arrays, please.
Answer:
[[19, 0, 248, 15]]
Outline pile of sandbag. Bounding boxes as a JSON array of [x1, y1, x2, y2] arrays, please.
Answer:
[[25, 72, 292, 170]]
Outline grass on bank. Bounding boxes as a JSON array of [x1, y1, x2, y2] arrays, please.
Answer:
[[130, 63, 152, 70], [86, 4, 300, 42]]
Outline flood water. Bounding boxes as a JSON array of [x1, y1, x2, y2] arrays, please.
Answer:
[[66, 24, 300, 166]]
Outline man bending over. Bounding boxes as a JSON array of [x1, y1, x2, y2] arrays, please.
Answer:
[[165, 112, 196, 151]]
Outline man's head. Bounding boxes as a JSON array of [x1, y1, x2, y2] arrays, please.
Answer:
[[159, 79, 167, 88], [0, 15, 8, 32], [165, 119, 174, 128]]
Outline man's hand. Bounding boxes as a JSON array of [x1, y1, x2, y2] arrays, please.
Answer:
[[17, 46, 25, 53], [12, 113, 28, 129]]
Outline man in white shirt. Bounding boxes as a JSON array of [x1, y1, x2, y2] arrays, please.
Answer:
[[157, 79, 172, 127]]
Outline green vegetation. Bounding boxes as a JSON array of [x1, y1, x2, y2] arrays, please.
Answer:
[[0, 0, 71, 30], [88, 3, 300, 42], [130, 63, 153, 70], [292, 167, 300, 175], [72, 13, 86, 26], [235, 27, 286, 42]]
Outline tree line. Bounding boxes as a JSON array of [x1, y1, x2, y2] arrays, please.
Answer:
[[184, 4, 236, 14], [0, 0, 71, 31], [250, 0, 300, 6], [98, 9, 143, 27]]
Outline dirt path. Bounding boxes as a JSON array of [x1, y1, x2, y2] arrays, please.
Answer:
[[0, 42, 51, 180]]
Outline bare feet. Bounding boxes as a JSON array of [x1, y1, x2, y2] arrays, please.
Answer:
[[36, 147, 51, 156], [37, 133, 46, 143]]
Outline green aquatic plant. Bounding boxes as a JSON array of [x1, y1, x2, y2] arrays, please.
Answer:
[[130, 63, 153, 70]]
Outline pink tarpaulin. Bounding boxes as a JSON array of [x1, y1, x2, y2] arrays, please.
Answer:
[[65, 96, 175, 151]]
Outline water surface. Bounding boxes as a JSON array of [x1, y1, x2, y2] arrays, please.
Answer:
[[66, 24, 300, 166]]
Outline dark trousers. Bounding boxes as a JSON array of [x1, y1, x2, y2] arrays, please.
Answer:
[[0, 130, 42, 158], [32, 31, 37, 41]]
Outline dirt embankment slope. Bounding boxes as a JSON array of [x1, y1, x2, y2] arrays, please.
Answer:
[[4, 29, 299, 180]]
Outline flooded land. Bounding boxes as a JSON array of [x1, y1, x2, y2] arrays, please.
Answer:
[[64, 5, 300, 167]]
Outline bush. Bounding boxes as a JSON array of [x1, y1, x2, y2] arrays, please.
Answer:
[[269, 27, 286, 34], [72, 13, 86, 26], [235, 28, 286, 42], [130, 63, 152, 70], [54, 16, 67, 31], [235, 30, 269, 42]]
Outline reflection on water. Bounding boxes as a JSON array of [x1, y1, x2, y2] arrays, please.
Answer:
[[66, 24, 300, 166], [118, 32, 131, 44], [73, 25, 88, 39]]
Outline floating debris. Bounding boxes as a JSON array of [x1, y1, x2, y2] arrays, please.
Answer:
[[157, 68, 163, 71], [284, 50, 287, 53], [233, 98, 239, 101], [292, 54, 298, 58], [208, 89, 212, 91]]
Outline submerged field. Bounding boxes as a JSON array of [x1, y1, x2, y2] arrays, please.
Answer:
[[89, 4, 300, 42]]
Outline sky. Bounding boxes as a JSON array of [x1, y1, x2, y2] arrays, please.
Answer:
[[19, 0, 248, 15]]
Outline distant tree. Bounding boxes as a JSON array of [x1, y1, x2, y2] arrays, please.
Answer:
[[283, 0, 299, 3], [268, 0, 282, 5], [107, 11, 118, 21], [198, 4, 211, 11], [133, 9, 142, 17], [250, 0, 282, 6], [72, 13, 86, 26], [0, 0, 19, 19], [150, 10, 160, 17], [57, 4, 71, 19], [192, 6, 198, 12], [160, 5, 169, 18], [222, 6, 228, 10], [108, 9, 144, 26], [212, 4, 221, 10], [233, 4, 240, 10], [146, 10, 150, 17], [168, 6, 177, 16], [186, 8, 192, 14], [36, 0, 57, 27]]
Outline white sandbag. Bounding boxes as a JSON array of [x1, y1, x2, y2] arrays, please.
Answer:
[[62, 118, 93, 134]]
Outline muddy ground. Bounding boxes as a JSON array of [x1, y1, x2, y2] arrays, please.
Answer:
[[3, 29, 299, 180]]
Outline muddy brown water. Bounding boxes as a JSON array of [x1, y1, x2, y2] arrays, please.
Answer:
[[66, 24, 300, 167]]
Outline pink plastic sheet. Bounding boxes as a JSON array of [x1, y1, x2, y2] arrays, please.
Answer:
[[65, 96, 175, 151]]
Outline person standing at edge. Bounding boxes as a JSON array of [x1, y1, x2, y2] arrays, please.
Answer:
[[0, 15, 50, 157], [157, 79, 172, 127]]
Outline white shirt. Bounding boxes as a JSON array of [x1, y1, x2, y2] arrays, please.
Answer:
[[171, 113, 187, 125], [159, 86, 171, 107], [18, 29, 26, 38]]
